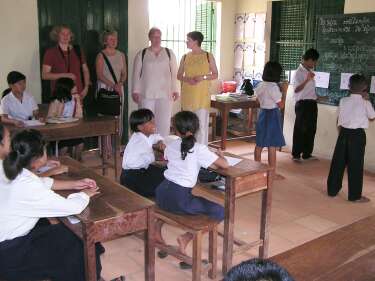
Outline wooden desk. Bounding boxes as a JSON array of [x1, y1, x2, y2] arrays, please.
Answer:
[[210, 96, 259, 150], [8, 116, 119, 177], [271, 215, 375, 281], [192, 156, 273, 275], [56, 157, 155, 281]]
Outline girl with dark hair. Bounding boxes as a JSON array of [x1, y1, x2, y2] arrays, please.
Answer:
[[254, 61, 287, 173], [48, 77, 84, 159], [0, 129, 102, 281], [120, 108, 165, 197], [155, 111, 228, 254]]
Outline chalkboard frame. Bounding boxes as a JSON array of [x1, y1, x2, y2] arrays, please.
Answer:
[[315, 12, 375, 108]]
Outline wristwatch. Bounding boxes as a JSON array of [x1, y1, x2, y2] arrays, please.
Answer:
[[203, 75, 208, 80]]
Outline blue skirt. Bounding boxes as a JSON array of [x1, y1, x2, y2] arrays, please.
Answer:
[[155, 179, 224, 221], [256, 108, 285, 147]]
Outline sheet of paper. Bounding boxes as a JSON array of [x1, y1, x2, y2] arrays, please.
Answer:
[[24, 120, 45, 127], [313, 71, 330, 88], [244, 13, 255, 40], [235, 14, 245, 41], [234, 43, 244, 69], [67, 216, 80, 224], [370, 76, 375, 94], [340, 73, 354, 90], [224, 156, 242, 166]]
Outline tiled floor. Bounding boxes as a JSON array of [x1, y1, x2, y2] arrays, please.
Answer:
[[82, 140, 375, 281]]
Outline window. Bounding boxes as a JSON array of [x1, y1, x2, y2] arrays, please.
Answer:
[[149, 0, 219, 61]]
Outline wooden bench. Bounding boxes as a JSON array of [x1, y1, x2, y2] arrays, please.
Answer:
[[154, 207, 219, 281]]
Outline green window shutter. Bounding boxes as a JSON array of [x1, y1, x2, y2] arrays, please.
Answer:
[[195, 1, 216, 53]]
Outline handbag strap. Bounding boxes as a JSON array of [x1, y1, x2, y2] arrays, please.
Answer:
[[101, 51, 118, 84]]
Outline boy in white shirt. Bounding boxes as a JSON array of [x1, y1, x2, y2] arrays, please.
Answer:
[[120, 108, 165, 197], [1, 71, 39, 127], [291, 48, 320, 161], [327, 74, 375, 202]]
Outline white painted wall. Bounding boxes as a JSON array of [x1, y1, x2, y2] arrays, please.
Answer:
[[0, 0, 41, 102]]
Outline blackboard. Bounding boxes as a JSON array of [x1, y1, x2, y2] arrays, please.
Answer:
[[315, 13, 375, 107]]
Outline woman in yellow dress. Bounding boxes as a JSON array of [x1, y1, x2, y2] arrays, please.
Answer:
[[177, 31, 218, 144]]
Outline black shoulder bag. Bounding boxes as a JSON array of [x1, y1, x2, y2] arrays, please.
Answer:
[[97, 52, 121, 116]]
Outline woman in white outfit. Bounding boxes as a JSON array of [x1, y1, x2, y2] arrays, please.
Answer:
[[132, 27, 179, 137]]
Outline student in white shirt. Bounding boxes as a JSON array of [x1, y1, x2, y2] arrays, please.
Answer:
[[291, 48, 320, 161], [132, 27, 179, 137], [155, 111, 229, 254], [254, 62, 287, 173], [1, 71, 39, 127], [327, 74, 375, 203], [120, 108, 165, 197], [0, 129, 102, 281], [48, 77, 84, 159]]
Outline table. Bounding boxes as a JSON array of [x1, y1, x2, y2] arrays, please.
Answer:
[[192, 155, 273, 275], [8, 116, 119, 178], [210, 95, 259, 150], [56, 157, 155, 281], [272, 215, 375, 281]]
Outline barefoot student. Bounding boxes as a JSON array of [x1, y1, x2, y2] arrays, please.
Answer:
[[155, 111, 229, 254], [327, 74, 375, 203], [0, 129, 102, 281]]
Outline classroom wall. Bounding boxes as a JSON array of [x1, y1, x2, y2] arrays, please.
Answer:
[[239, 0, 375, 171], [0, 0, 41, 103]]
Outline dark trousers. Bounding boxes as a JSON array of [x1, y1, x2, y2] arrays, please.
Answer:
[[120, 165, 165, 198], [0, 222, 102, 281], [327, 128, 366, 201], [292, 99, 318, 158]]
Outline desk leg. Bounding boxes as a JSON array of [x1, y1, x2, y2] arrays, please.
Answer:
[[113, 133, 118, 179], [222, 177, 235, 275], [220, 108, 229, 150], [145, 208, 155, 281], [100, 136, 107, 176], [259, 171, 273, 258], [83, 224, 97, 281]]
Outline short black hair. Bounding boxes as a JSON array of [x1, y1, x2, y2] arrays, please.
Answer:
[[7, 71, 26, 85], [129, 108, 154, 132], [187, 31, 204, 47], [349, 74, 368, 93], [302, 48, 319, 61], [262, 61, 283, 83], [52, 78, 74, 102], [224, 258, 294, 281]]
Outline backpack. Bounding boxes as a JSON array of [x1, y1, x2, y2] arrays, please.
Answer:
[[140, 47, 171, 77]]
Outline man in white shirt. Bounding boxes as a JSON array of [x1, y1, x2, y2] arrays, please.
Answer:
[[291, 48, 320, 161], [327, 74, 375, 203], [132, 27, 179, 137]]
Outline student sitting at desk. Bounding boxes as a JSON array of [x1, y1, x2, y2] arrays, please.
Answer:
[[327, 74, 375, 203], [1, 71, 39, 127], [48, 77, 84, 159], [0, 129, 102, 281], [120, 108, 165, 197], [155, 111, 229, 254]]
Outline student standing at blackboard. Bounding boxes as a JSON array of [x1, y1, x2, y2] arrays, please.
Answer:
[[327, 74, 375, 203], [291, 48, 320, 162]]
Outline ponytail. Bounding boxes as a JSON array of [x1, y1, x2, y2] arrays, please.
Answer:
[[2, 88, 11, 98], [3, 151, 23, 180], [3, 129, 45, 181], [181, 135, 196, 160]]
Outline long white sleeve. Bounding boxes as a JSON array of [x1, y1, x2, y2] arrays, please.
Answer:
[[132, 51, 143, 93], [169, 50, 179, 93]]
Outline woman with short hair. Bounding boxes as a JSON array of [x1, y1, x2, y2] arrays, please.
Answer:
[[42, 25, 90, 102], [132, 27, 179, 137], [177, 31, 218, 145]]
